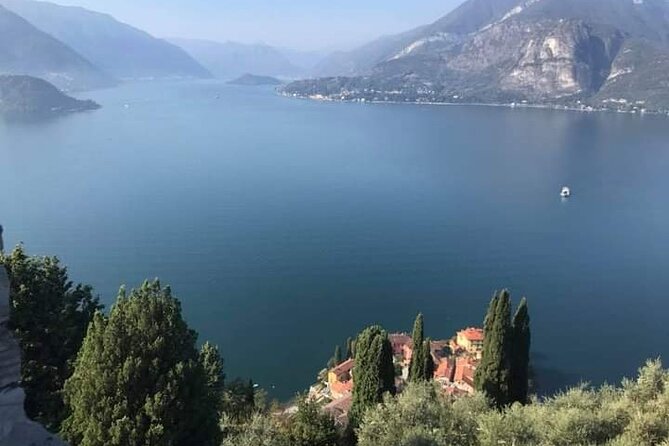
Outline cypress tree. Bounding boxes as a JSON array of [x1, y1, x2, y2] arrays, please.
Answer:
[[334, 345, 342, 366], [327, 345, 342, 369], [423, 338, 435, 380], [349, 325, 395, 429], [474, 290, 513, 408], [346, 337, 355, 359], [408, 313, 426, 382], [61, 280, 220, 446], [511, 297, 531, 405]]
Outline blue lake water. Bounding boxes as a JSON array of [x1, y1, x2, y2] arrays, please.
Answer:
[[2, 80, 669, 400]]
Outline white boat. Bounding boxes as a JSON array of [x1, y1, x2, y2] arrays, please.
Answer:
[[561, 187, 571, 198]]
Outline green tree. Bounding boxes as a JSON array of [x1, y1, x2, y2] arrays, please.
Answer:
[[349, 325, 396, 429], [423, 338, 435, 380], [346, 337, 355, 359], [200, 341, 226, 415], [221, 414, 284, 446], [0, 245, 101, 431], [284, 396, 339, 446], [200, 342, 225, 393], [474, 290, 513, 408], [328, 345, 342, 369], [357, 383, 481, 446], [510, 297, 531, 405], [408, 313, 427, 382], [61, 280, 220, 446], [222, 378, 257, 422]]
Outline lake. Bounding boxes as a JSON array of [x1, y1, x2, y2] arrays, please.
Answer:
[[1, 80, 669, 400]]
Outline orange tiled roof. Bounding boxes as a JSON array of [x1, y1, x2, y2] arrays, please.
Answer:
[[331, 358, 354, 377], [434, 358, 454, 380], [331, 378, 353, 397], [454, 357, 477, 383], [458, 327, 484, 342]]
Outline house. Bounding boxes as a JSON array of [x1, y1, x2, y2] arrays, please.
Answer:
[[456, 327, 484, 358], [328, 358, 354, 399], [389, 333, 412, 363], [453, 357, 477, 394], [324, 395, 352, 427], [434, 357, 455, 381]]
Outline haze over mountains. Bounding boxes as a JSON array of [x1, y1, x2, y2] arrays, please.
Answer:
[[169, 39, 305, 79], [0, 4, 113, 91], [0, 0, 210, 81], [0, 74, 99, 116], [287, 0, 669, 113], [2, 0, 669, 114]]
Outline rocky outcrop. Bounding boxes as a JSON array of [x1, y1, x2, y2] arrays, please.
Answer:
[[0, 227, 65, 446], [284, 0, 669, 113]]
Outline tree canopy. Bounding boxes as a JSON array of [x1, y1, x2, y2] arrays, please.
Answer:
[[349, 325, 396, 428], [61, 280, 220, 446], [1, 245, 101, 431]]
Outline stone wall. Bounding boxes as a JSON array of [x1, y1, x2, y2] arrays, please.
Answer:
[[0, 228, 65, 446]]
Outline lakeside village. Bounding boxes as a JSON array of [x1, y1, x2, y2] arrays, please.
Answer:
[[308, 326, 484, 426]]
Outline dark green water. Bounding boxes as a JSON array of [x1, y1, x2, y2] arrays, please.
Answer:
[[2, 80, 669, 400]]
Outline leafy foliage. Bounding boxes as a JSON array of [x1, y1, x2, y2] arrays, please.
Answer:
[[283, 397, 339, 446], [221, 396, 339, 446], [475, 291, 531, 407], [358, 360, 669, 446], [408, 313, 431, 383], [349, 325, 396, 429], [475, 290, 513, 407], [60, 280, 220, 446], [0, 245, 101, 431], [357, 383, 481, 446], [511, 297, 531, 405]]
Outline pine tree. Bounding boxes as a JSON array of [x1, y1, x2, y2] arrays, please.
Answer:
[[511, 297, 531, 405], [1, 245, 101, 431], [349, 325, 396, 429], [61, 280, 220, 446], [474, 290, 513, 408], [200, 341, 226, 413], [408, 313, 427, 382]]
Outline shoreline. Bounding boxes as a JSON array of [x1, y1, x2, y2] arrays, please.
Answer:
[[279, 92, 669, 117]]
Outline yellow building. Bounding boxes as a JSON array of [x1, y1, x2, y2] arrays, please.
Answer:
[[328, 359, 354, 399], [456, 328, 484, 357]]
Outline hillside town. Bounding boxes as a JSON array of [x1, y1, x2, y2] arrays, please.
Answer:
[[309, 327, 485, 426]]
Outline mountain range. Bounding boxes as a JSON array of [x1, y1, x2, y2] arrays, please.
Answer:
[[0, 0, 210, 81], [285, 0, 669, 113], [169, 39, 306, 79], [0, 4, 113, 91]]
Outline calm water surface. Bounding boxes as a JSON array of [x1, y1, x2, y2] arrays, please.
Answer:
[[2, 81, 669, 400]]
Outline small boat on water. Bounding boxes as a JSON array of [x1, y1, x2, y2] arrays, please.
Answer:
[[561, 186, 571, 198]]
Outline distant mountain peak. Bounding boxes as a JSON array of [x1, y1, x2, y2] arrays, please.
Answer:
[[0, 4, 114, 90], [286, 0, 669, 113], [169, 38, 305, 79], [1, 0, 211, 80]]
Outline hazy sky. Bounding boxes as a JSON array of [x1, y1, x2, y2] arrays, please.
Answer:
[[55, 0, 465, 51]]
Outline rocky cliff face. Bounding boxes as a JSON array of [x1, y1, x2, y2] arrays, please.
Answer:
[[285, 0, 669, 113], [0, 228, 65, 446]]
